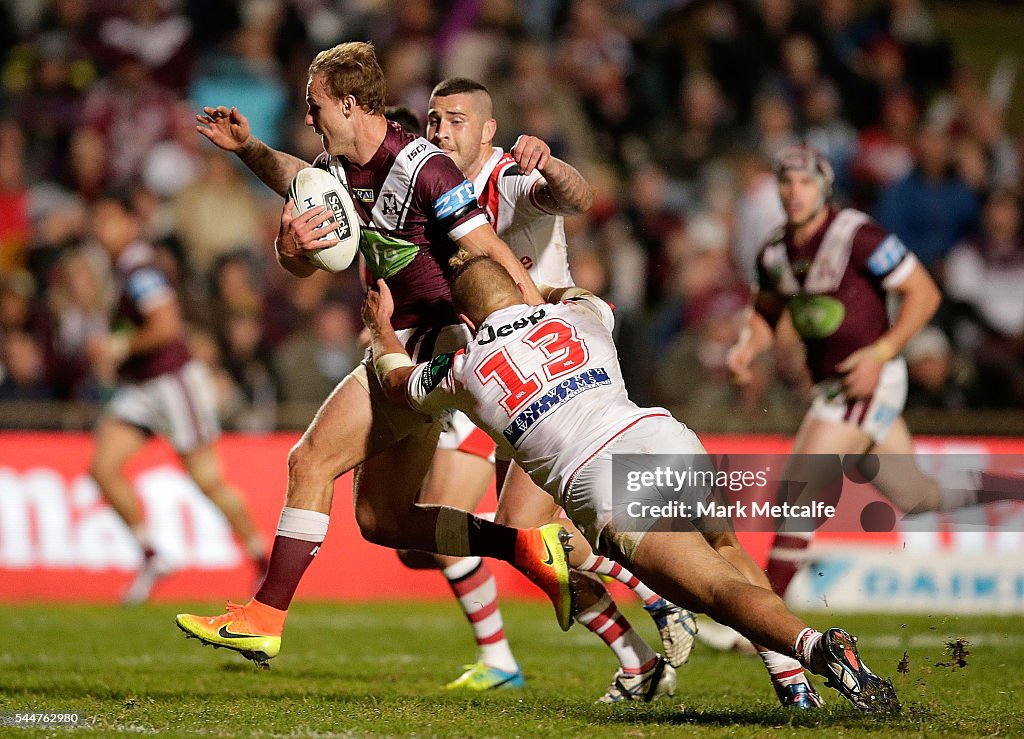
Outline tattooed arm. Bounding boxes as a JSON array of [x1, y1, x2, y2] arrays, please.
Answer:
[[510, 134, 593, 216], [196, 106, 309, 197]]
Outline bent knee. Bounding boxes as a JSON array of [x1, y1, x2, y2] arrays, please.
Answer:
[[354, 503, 403, 549], [396, 548, 444, 570]]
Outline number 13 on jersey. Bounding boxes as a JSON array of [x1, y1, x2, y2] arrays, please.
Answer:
[[474, 317, 590, 415]]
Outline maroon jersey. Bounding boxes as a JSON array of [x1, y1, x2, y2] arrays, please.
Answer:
[[313, 122, 489, 331], [754, 207, 918, 382], [112, 242, 190, 381]]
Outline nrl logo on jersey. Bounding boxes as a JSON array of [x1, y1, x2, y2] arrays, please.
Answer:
[[380, 191, 401, 217], [352, 188, 374, 203]]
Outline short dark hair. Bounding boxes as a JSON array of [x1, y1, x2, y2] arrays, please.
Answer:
[[430, 77, 490, 99], [384, 105, 422, 135]]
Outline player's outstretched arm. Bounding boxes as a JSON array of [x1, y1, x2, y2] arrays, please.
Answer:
[[511, 134, 593, 216], [362, 279, 416, 404], [195, 106, 310, 197], [456, 224, 545, 304]]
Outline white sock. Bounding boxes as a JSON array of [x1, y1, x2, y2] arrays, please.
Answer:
[[795, 627, 823, 672], [759, 649, 808, 686], [939, 483, 979, 512]]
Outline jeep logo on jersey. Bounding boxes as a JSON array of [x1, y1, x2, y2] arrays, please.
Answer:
[[380, 191, 400, 217], [477, 308, 547, 345], [323, 190, 352, 239]]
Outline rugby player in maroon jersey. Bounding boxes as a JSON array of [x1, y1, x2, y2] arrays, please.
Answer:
[[87, 191, 268, 604], [723, 146, 1023, 642], [176, 42, 575, 666]]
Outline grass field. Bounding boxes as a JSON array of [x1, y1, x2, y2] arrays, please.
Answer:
[[1, 601, 1021, 737]]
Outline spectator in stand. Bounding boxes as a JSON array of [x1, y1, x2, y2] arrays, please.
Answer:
[[622, 163, 685, 308], [81, 54, 178, 186], [649, 71, 734, 182], [65, 126, 109, 202], [273, 301, 360, 406], [490, 41, 597, 168], [944, 188, 1024, 407], [876, 125, 979, 269], [733, 147, 787, 281], [748, 88, 800, 163], [172, 150, 265, 278], [0, 270, 38, 337], [189, 20, 288, 151], [218, 308, 278, 432], [96, 0, 194, 92], [556, 0, 635, 158], [8, 38, 89, 182], [850, 88, 918, 208], [803, 79, 857, 191], [43, 249, 111, 401], [0, 120, 31, 272], [0, 330, 53, 405]]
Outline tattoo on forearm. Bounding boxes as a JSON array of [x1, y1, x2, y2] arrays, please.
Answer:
[[237, 139, 302, 197], [538, 159, 593, 215]]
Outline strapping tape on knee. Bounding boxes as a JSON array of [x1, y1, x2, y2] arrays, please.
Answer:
[[605, 529, 646, 562]]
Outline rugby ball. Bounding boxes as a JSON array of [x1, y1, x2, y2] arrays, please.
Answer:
[[288, 167, 361, 272]]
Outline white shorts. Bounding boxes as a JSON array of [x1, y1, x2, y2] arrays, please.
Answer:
[[561, 414, 706, 552], [807, 357, 907, 444], [106, 360, 220, 453], [437, 411, 496, 463]]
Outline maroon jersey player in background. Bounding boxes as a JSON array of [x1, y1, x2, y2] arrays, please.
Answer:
[[87, 190, 268, 605], [717, 146, 1024, 652]]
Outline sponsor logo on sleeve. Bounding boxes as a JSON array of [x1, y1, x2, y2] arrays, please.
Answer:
[[421, 351, 455, 393], [866, 235, 908, 276], [406, 142, 429, 161], [434, 181, 476, 220]]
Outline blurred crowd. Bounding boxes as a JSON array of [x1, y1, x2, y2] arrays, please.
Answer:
[[0, 0, 1022, 431]]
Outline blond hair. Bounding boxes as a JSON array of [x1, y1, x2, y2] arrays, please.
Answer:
[[449, 251, 520, 324], [308, 42, 386, 115]]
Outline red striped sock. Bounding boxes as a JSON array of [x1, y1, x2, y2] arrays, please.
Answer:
[[444, 557, 517, 673], [577, 553, 661, 607], [576, 593, 657, 674], [759, 649, 808, 687], [765, 533, 813, 597]]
